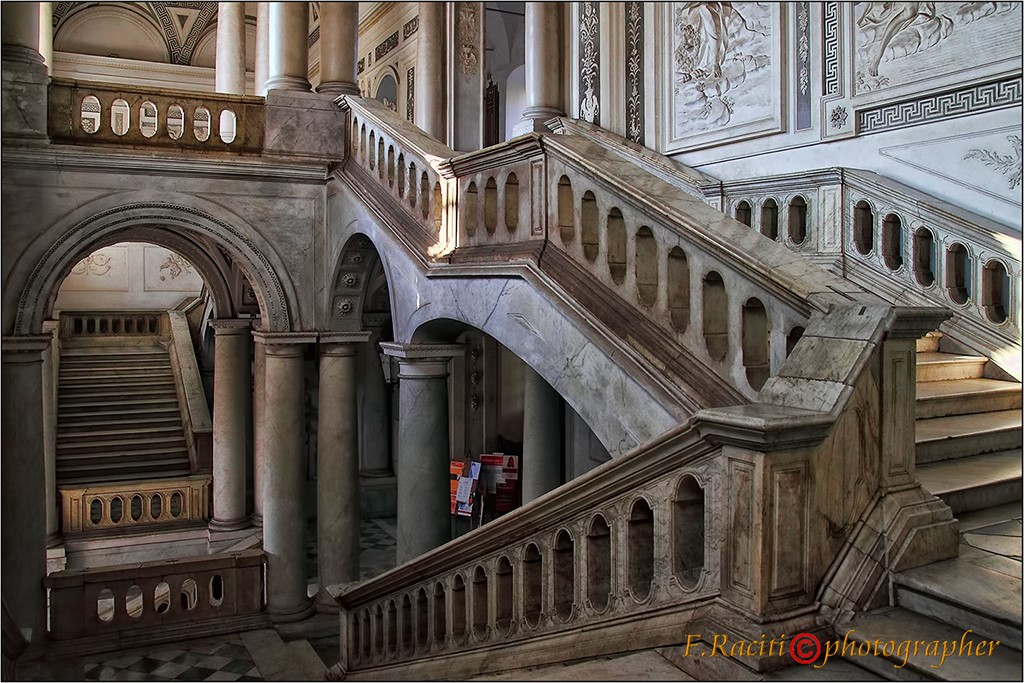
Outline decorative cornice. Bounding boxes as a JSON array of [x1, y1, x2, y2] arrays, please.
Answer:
[[379, 342, 465, 360], [209, 318, 253, 333], [253, 331, 318, 346], [320, 331, 372, 345], [858, 77, 1022, 135]]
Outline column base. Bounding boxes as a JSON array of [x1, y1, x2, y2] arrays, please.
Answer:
[[209, 517, 251, 532], [264, 76, 312, 93], [512, 107, 563, 137], [314, 590, 340, 613], [250, 513, 263, 528], [268, 598, 316, 623], [46, 531, 62, 549], [316, 81, 360, 96]]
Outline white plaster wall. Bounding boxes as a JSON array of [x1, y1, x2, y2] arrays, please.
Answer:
[[504, 64, 526, 142]]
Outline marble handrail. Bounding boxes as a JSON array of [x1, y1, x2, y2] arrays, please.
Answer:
[[166, 311, 212, 472], [59, 475, 211, 534]]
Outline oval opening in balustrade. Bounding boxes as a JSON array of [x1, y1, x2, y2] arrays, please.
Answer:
[[210, 574, 224, 606], [913, 228, 936, 287], [170, 491, 183, 518], [409, 163, 418, 207], [788, 196, 808, 245], [522, 543, 542, 628], [151, 493, 163, 519], [674, 475, 705, 589], [81, 95, 101, 134], [472, 566, 488, 639], [432, 581, 446, 648], [377, 138, 386, 180], [558, 176, 574, 244], [553, 530, 575, 622], [359, 123, 366, 162], [397, 153, 406, 197], [180, 578, 198, 611], [982, 260, 1010, 324], [484, 177, 498, 234], [635, 227, 658, 307], [140, 101, 158, 138], [581, 191, 599, 262], [415, 588, 428, 651], [702, 271, 728, 361], [97, 588, 115, 623], [373, 604, 384, 658], [89, 498, 103, 525], [495, 557, 513, 636], [742, 297, 770, 391], [401, 594, 413, 655], [126, 584, 144, 619], [433, 182, 443, 233], [882, 213, 903, 270], [219, 109, 237, 144], [504, 172, 519, 233], [607, 208, 627, 285], [853, 200, 874, 255], [387, 146, 396, 188], [946, 243, 971, 304], [154, 582, 171, 614], [110, 98, 130, 136], [130, 494, 143, 521], [420, 172, 430, 219], [735, 200, 752, 227], [786, 326, 805, 357], [167, 105, 185, 140], [194, 107, 211, 142], [760, 198, 779, 241], [386, 599, 398, 656], [464, 181, 479, 238], [361, 608, 372, 661], [451, 575, 467, 643], [586, 516, 611, 613], [668, 247, 690, 333], [628, 499, 655, 601], [368, 132, 376, 169], [110, 496, 124, 524], [98, 318, 109, 334]]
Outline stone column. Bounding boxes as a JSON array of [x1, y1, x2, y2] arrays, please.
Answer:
[[210, 320, 252, 531], [315, 333, 369, 610], [316, 1, 359, 96], [414, 2, 446, 141], [38, 2, 52, 74], [2, 2, 48, 142], [359, 330, 391, 476], [251, 333, 266, 526], [2, 2, 43, 64], [380, 343, 464, 564], [513, 2, 565, 135], [265, 1, 310, 92], [215, 1, 247, 95], [1, 336, 49, 643], [522, 365, 562, 502], [255, 2, 270, 95], [257, 332, 316, 622]]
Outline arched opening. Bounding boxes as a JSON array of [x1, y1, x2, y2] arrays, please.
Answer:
[[946, 243, 971, 304], [359, 123, 367, 162], [882, 213, 903, 270], [982, 260, 1010, 324], [760, 198, 779, 240], [464, 181, 479, 237], [368, 131, 376, 169], [786, 326, 805, 357], [193, 107, 210, 142], [788, 196, 807, 245], [635, 227, 658, 307], [504, 173, 519, 232], [853, 200, 873, 255], [96, 588, 114, 622], [373, 604, 384, 658], [495, 557, 513, 635], [522, 544, 542, 628], [581, 191, 599, 261], [558, 176, 574, 244], [606, 208, 627, 285], [668, 247, 690, 332], [914, 228, 936, 286], [377, 137, 386, 180], [386, 599, 397, 657], [433, 582, 446, 648], [218, 109, 237, 144], [472, 566, 488, 639], [400, 594, 413, 655], [587, 516, 611, 613], [397, 153, 406, 197], [702, 272, 728, 361], [126, 584, 144, 618], [167, 105, 184, 140], [735, 200, 752, 227], [451, 575, 467, 643], [140, 101, 158, 138], [433, 182, 444, 233], [628, 499, 654, 601], [553, 530, 575, 622], [387, 146, 396, 188], [415, 588, 429, 651], [742, 297, 770, 390], [484, 177, 498, 234], [674, 476, 705, 589], [111, 98, 130, 136], [408, 163, 418, 207]]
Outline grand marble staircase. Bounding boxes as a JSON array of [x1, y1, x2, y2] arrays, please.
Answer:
[[56, 344, 192, 486]]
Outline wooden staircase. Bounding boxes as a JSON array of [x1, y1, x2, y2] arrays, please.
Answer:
[[57, 345, 192, 487]]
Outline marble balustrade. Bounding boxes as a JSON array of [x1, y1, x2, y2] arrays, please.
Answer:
[[60, 476, 210, 533]]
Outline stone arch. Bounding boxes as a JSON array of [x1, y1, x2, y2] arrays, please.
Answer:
[[327, 233, 397, 330], [13, 201, 294, 335], [55, 4, 170, 63]]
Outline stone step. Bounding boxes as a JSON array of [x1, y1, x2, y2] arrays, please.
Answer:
[[57, 424, 184, 441], [58, 406, 181, 424], [61, 347, 167, 357], [916, 379, 1022, 419], [58, 383, 178, 400], [58, 396, 180, 412], [58, 466, 194, 487], [915, 411, 1022, 464], [916, 450, 1022, 515], [837, 607, 1021, 681], [58, 370, 174, 385], [895, 558, 1022, 650], [916, 353, 987, 383], [60, 353, 169, 364], [56, 444, 190, 463], [56, 435, 187, 454], [916, 332, 943, 354]]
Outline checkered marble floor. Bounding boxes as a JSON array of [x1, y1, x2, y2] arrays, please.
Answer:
[[305, 517, 397, 588], [83, 635, 261, 682]]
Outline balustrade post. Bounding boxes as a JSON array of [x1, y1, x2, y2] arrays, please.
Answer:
[[380, 343, 464, 564]]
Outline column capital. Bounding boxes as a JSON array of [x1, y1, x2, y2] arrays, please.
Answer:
[[210, 318, 253, 335], [2, 335, 50, 362], [253, 330, 318, 346], [320, 331, 371, 357], [380, 342, 464, 380]]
